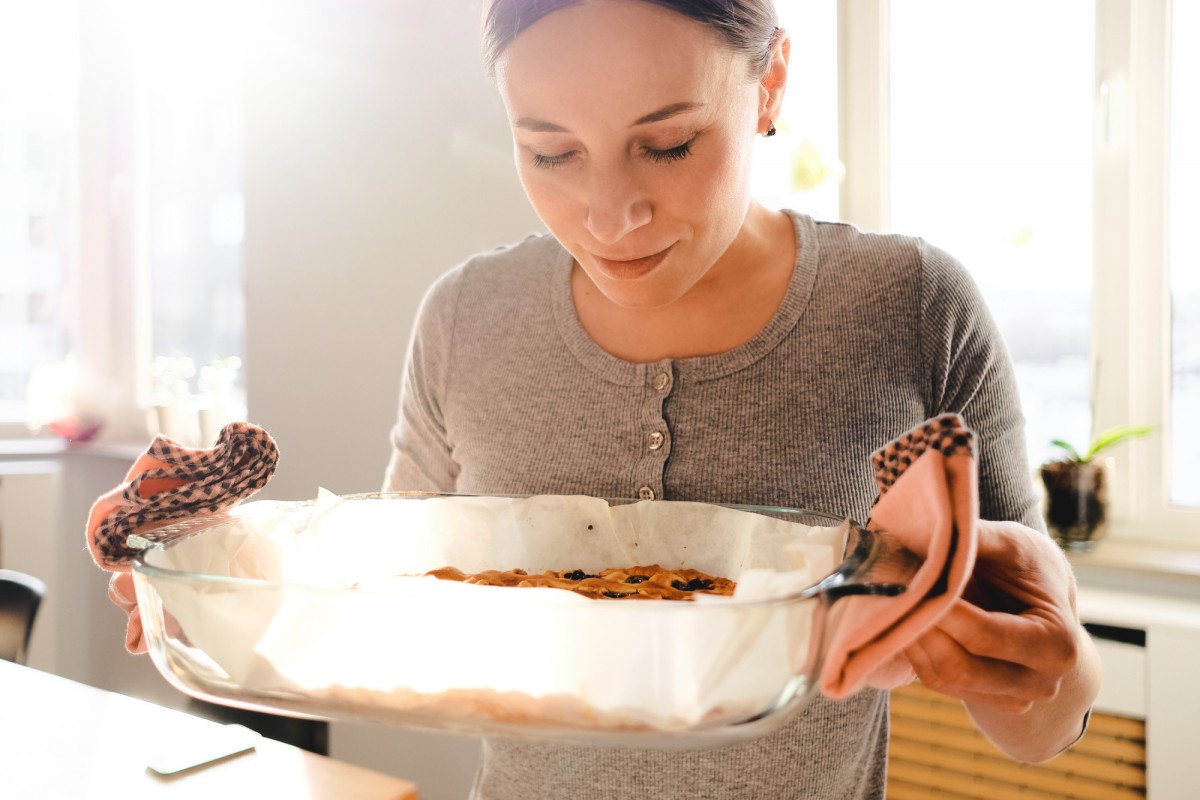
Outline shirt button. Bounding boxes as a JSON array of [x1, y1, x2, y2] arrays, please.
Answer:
[[647, 431, 665, 450], [638, 485, 656, 501], [654, 372, 670, 392]]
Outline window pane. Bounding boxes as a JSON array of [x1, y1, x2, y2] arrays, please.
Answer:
[[125, 0, 248, 443], [1170, 0, 1200, 508], [0, 0, 79, 427], [752, 0, 840, 221], [142, 73, 246, 420], [890, 0, 1094, 465]]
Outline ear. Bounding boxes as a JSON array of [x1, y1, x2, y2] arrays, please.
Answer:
[[758, 28, 791, 134]]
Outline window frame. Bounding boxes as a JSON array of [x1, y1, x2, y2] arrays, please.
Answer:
[[837, 0, 1199, 541], [4, 0, 233, 445], [76, 0, 154, 444]]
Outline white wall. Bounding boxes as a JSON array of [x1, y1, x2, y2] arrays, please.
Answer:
[[240, 2, 541, 796], [243, 0, 542, 500]]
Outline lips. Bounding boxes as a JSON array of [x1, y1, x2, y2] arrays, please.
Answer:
[[590, 244, 675, 281]]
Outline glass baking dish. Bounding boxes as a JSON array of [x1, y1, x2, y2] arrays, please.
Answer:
[[130, 492, 899, 748]]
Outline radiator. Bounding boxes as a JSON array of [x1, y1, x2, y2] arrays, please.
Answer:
[[887, 682, 1146, 799]]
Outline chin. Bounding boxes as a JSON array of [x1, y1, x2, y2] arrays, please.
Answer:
[[595, 278, 690, 311]]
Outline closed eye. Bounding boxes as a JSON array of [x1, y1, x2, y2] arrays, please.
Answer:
[[529, 137, 695, 169], [644, 139, 693, 164], [531, 150, 578, 169]]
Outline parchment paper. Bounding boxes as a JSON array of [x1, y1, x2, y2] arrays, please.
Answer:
[[138, 493, 848, 730]]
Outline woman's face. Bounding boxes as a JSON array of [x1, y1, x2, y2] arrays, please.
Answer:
[[495, 0, 777, 310]]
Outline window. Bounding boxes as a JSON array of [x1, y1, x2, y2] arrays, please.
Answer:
[[2, 0, 248, 445], [889, 0, 1095, 469], [0, 0, 80, 430], [752, 0, 841, 221], [130, 0, 248, 445], [829, 0, 1197, 539], [1087, 0, 1199, 534], [1169, 1, 1199, 508]]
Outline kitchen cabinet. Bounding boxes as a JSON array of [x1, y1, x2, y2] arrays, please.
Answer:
[[1078, 587, 1200, 799]]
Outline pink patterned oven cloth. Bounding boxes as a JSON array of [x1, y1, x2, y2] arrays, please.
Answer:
[[819, 413, 980, 698], [85, 421, 278, 653]]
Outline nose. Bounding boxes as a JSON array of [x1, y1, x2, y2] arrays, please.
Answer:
[[583, 168, 652, 245]]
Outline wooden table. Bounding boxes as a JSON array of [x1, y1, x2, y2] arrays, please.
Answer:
[[0, 660, 419, 799]]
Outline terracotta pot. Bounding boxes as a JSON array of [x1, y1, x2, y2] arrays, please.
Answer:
[[1039, 459, 1109, 551]]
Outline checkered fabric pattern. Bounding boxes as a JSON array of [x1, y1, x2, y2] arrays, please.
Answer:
[[87, 421, 278, 570], [821, 412, 981, 700], [872, 413, 976, 498]]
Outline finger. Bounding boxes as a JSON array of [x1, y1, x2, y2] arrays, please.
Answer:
[[906, 642, 1036, 714], [907, 629, 1041, 700], [905, 636, 1032, 713], [906, 626, 1060, 705], [946, 687, 1034, 715], [109, 572, 137, 610], [934, 600, 1077, 674], [936, 599, 1070, 657]]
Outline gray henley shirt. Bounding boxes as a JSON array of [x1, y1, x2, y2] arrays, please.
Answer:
[[384, 211, 1041, 799]]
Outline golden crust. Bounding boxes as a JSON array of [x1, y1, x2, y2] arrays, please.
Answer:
[[425, 564, 735, 600]]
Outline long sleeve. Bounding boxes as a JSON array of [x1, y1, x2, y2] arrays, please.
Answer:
[[383, 269, 463, 493], [917, 240, 1043, 531]]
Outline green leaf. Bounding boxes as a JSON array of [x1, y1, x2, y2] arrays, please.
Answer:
[[1050, 438, 1083, 462], [1084, 425, 1154, 461]]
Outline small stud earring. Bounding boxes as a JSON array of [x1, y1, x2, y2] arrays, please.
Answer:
[[765, 121, 777, 137]]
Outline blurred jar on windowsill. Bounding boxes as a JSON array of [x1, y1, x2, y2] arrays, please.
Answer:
[[1039, 425, 1153, 552], [196, 356, 247, 445], [1040, 456, 1113, 552], [146, 355, 247, 448]]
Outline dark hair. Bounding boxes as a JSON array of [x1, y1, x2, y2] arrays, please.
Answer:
[[481, 0, 779, 80]]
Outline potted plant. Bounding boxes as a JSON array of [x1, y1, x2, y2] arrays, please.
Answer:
[[1040, 425, 1153, 551]]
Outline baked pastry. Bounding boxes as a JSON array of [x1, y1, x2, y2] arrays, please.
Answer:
[[424, 564, 735, 600]]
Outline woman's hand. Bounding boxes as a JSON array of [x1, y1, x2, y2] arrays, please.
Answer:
[[901, 519, 1102, 763]]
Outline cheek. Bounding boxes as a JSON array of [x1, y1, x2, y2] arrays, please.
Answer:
[[669, 136, 754, 221], [516, 166, 577, 229]]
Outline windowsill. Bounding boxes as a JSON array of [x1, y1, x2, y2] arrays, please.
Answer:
[[1068, 535, 1200, 600], [0, 437, 147, 462]]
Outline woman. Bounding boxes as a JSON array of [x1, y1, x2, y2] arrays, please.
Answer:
[[384, 1, 1100, 797]]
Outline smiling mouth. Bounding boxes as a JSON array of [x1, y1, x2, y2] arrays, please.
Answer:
[[590, 244, 675, 280]]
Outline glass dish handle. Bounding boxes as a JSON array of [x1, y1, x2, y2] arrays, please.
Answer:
[[820, 581, 907, 602]]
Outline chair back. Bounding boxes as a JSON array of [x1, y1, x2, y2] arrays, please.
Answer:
[[0, 569, 47, 665]]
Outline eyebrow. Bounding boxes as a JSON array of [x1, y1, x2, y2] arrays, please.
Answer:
[[632, 101, 704, 126], [513, 101, 705, 133]]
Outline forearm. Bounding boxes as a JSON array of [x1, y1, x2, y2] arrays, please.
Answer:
[[965, 622, 1102, 763]]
